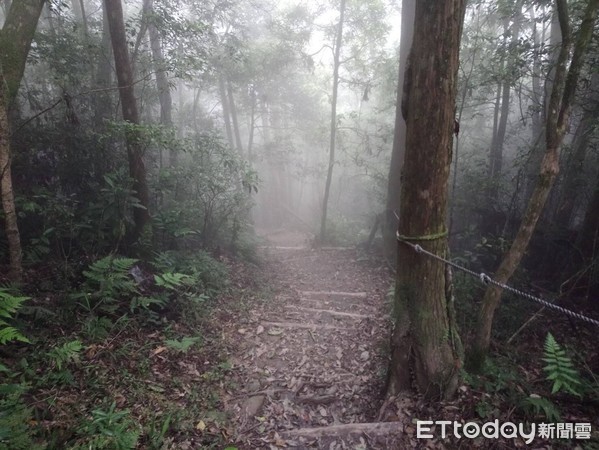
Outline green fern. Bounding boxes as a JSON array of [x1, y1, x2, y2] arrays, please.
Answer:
[[48, 340, 83, 370], [0, 289, 29, 345], [520, 394, 561, 421], [73, 256, 139, 314], [0, 383, 39, 450], [154, 272, 192, 290], [542, 333, 582, 397]]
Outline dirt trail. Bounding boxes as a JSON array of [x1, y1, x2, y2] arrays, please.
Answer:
[[226, 230, 407, 448]]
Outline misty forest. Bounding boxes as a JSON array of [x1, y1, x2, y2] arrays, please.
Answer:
[[0, 0, 598, 448]]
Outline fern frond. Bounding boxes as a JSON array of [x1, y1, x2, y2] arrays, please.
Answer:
[[0, 290, 30, 345], [48, 340, 83, 370], [0, 327, 29, 345], [542, 333, 582, 397], [0, 290, 29, 319]]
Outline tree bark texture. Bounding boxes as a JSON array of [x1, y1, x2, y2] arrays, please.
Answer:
[[0, 0, 45, 281], [0, 89, 21, 280], [387, 0, 466, 400], [524, 6, 561, 205], [0, 0, 45, 106], [471, 0, 599, 369], [104, 0, 151, 243], [320, 0, 346, 243], [382, 0, 415, 263]]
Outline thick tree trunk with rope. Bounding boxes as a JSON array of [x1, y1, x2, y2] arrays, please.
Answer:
[[0, 0, 46, 281], [470, 0, 599, 370], [386, 0, 466, 400], [105, 0, 151, 245]]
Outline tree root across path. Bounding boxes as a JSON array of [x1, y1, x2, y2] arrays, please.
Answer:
[[224, 230, 412, 449]]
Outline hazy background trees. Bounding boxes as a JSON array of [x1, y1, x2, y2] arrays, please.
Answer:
[[1, 0, 599, 444]]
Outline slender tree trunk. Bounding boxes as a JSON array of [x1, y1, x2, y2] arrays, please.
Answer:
[[0, 0, 46, 281], [247, 86, 256, 164], [554, 70, 599, 229], [218, 76, 235, 150], [387, 0, 466, 400], [320, 0, 346, 243], [524, 7, 561, 205], [146, 0, 175, 166], [0, 90, 21, 280], [227, 80, 244, 157], [488, 9, 521, 203], [71, 0, 88, 36], [93, 1, 113, 129], [574, 173, 599, 297], [530, 6, 544, 141], [104, 0, 151, 244], [471, 0, 599, 369], [382, 0, 415, 262], [450, 8, 481, 233]]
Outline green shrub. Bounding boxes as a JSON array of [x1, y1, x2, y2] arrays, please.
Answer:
[[0, 382, 40, 450], [70, 402, 139, 450]]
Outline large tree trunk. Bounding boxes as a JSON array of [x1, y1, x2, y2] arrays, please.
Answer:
[[471, 0, 599, 370], [0, 0, 46, 281], [104, 0, 151, 244], [387, 0, 466, 400], [320, 0, 346, 243], [382, 0, 415, 263]]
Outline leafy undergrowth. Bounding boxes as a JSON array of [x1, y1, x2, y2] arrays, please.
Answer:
[[383, 299, 599, 449], [0, 250, 265, 449]]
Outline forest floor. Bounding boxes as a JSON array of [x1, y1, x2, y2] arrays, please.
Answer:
[[4, 228, 598, 449], [224, 229, 412, 449]]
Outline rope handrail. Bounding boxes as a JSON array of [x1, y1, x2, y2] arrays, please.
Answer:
[[396, 231, 599, 328]]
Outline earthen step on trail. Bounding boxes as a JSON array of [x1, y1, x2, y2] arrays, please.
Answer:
[[261, 310, 360, 327], [300, 290, 368, 299], [260, 320, 350, 331], [284, 305, 371, 319], [283, 421, 403, 439], [257, 245, 308, 250], [297, 297, 379, 313]]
